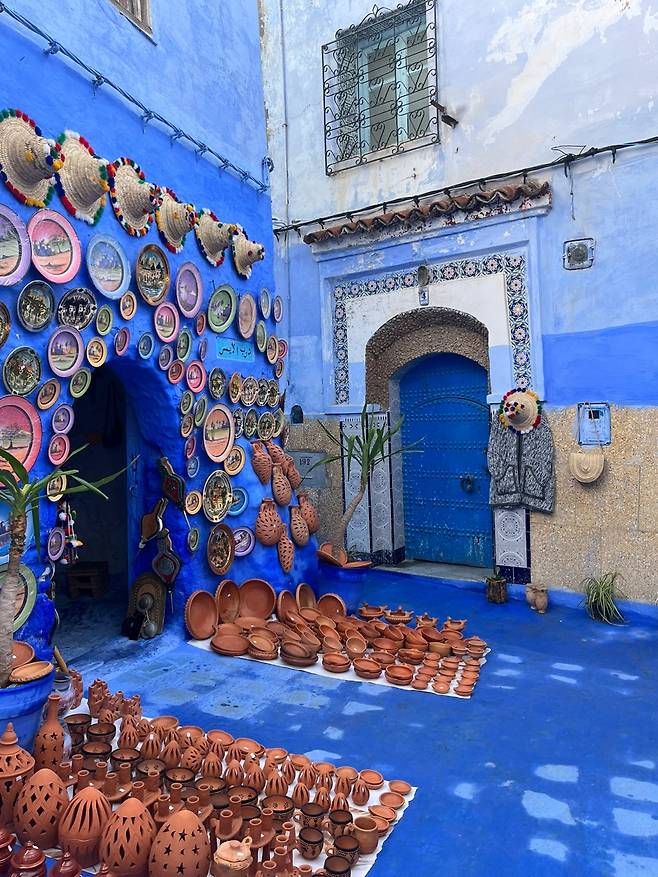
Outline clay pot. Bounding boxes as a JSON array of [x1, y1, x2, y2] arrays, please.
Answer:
[[99, 796, 156, 876], [211, 836, 253, 877], [8, 841, 46, 876], [251, 442, 273, 485], [32, 694, 65, 772], [49, 851, 82, 876], [255, 499, 283, 546], [13, 767, 68, 849], [285, 457, 303, 490], [297, 493, 319, 534], [149, 809, 210, 877], [59, 785, 112, 867], [160, 739, 181, 770], [277, 533, 295, 574], [272, 464, 292, 506], [534, 588, 548, 614], [266, 440, 286, 465], [289, 506, 310, 547]]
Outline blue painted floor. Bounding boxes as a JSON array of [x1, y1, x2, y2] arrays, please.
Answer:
[[56, 572, 658, 876]]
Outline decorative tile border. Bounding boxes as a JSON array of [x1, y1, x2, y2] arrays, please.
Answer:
[[332, 252, 531, 404]]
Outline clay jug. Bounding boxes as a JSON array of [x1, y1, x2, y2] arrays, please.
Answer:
[[59, 785, 112, 867], [297, 493, 319, 534], [98, 796, 156, 876], [33, 694, 65, 771], [201, 751, 223, 778], [13, 767, 68, 849], [284, 455, 303, 490], [149, 809, 210, 877], [289, 506, 310, 547], [272, 465, 292, 507], [255, 499, 283, 546], [277, 533, 295, 574], [266, 440, 286, 465], [291, 781, 310, 809], [160, 739, 181, 770], [0, 722, 35, 829], [211, 836, 253, 877], [251, 443, 273, 485], [351, 778, 369, 806], [49, 851, 82, 876]]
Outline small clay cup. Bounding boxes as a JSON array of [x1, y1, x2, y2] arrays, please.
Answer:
[[298, 827, 324, 860], [348, 815, 378, 854], [323, 809, 353, 838], [323, 854, 352, 875], [295, 802, 325, 829], [87, 721, 116, 744], [328, 834, 360, 866]]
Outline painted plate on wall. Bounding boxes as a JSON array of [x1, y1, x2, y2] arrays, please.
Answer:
[[223, 444, 245, 476], [0, 204, 30, 286], [266, 335, 278, 364], [3, 347, 41, 395], [0, 501, 34, 560], [185, 489, 202, 515], [188, 527, 200, 553], [17, 281, 55, 332], [277, 339, 288, 360], [47, 527, 66, 562], [273, 408, 285, 437], [238, 293, 257, 339], [69, 367, 92, 398], [203, 404, 235, 464], [207, 285, 236, 333], [195, 312, 206, 336], [198, 338, 208, 362], [46, 472, 67, 501], [176, 262, 203, 318], [209, 367, 226, 400], [184, 434, 196, 459], [136, 243, 170, 305], [273, 295, 283, 323], [257, 411, 276, 441], [0, 396, 42, 473], [187, 456, 200, 478], [86, 336, 107, 368], [51, 404, 74, 435], [228, 486, 248, 517], [240, 376, 258, 407], [244, 408, 258, 438], [234, 526, 255, 558], [202, 469, 233, 522], [36, 378, 60, 411], [114, 327, 130, 356], [257, 378, 269, 407], [255, 321, 267, 353], [0, 303, 10, 350], [186, 360, 207, 394], [120, 290, 137, 320], [57, 287, 97, 330], [193, 397, 207, 427], [259, 287, 271, 319], [180, 390, 194, 416], [274, 360, 284, 379], [48, 432, 70, 466], [228, 372, 242, 404], [168, 360, 184, 384], [96, 304, 113, 336], [138, 332, 154, 359], [176, 327, 193, 362], [28, 209, 81, 284], [207, 523, 235, 575], [267, 380, 279, 408], [86, 233, 131, 299], [158, 345, 174, 370], [180, 413, 194, 438], [233, 407, 244, 438], [154, 302, 180, 343]]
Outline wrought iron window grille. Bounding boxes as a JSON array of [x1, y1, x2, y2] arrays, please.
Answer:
[[322, 0, 438, 175]]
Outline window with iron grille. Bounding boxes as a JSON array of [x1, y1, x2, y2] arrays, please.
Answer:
[[322, 1, 438, 175], [110, 0, 152, 36]]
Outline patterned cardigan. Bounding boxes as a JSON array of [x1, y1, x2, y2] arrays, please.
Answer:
[[487, 417, 555, 513]]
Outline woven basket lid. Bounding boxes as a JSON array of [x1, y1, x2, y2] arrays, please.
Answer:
[[109, 157, 158, 236], [195, 208, 237, 267], [231, 226, 265, 279], [56, 130, 109, 225], [569, 451, 604, 483], [499, 388, 541, 433], [0, 109, 63, 207], [156, 188, 197, 254]]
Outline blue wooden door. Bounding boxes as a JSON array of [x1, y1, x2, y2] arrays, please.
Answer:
[[399, 353, 492, 567]]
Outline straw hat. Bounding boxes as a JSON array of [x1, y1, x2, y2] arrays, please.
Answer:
[[569, 451, 604, 483], [0, 108, 64, 207], [231, 225, 265, 278], [155, 187, 197, 254], [55, 130, 109, 225], [498, 388, 541, 433], [195, 208, 237, 267], [108, 156, 158, 236]]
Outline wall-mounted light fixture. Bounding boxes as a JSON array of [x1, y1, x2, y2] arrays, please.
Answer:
[[417, 264, 430, 306]]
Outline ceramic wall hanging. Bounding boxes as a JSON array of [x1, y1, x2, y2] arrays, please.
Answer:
[[257, 378, 269, 407], [266, 335, 278, 365], [136, 243, 170, 305], [114, 327, 130, 356], [47, 526, 66, 561], [198, 337, 208, 361], [96, 304, 113, 336], [186, 360, 207, 394], [203, 405, 235, 463], [48, 433, 70, 466], [57, 287, 97, 330], [46, 472, 67, 501], [3, 347, 41, 395], [298, 493, 320, 533], [138, 332, 154, 359], [233, 407, 244, 438], [275, 360, 284, 379], [187, 456, 199, 478], [195, 312, 206, 336], [223, 444, 245, 476], [202, 470, 232, 522], [255, 321, 267, 353], [108, 157, 157, 236], [86, 233, 130, 299], [228, 486, 248, 517], [207, 523, 235, 575], [55, 130, 109, 225], [228, 372, 242, 404], [28, 209, 81, 284], [273, 295, 283, 323], [193, 397, 207, 427], [267, 380, 279, 408], [0, 396, 42, 472], [175, 262, 203, 318], [240, 376, 258, 407], [231, 227, 264, 279], [156, 187, 196, 254], [86, 337, 107, 368], [188, 527, 200, 552], [36, 378, 60, 411], [119, 290, 137, 320], [0, 303, 9, 350], [233, 526, 255, 557], [0, 204, 30, 286], [180, 413, 194, 438], [16, 280, 54, 332], [158, 347, 173, 372], [176, 327, 192, 362], [69, 367, 91, 398], [278, 339, 288, 360], [208, 285, 236, 333], [168, 361, 184, 384], [255, 498, 283, 546], [185, 490, 202, 515], [259, 287, 271, 319], [154, 302, 179, 343], [180, 390, 194, 416], [238, 293, 257, 339], [195, 208, 236, 267], [184, 433, 196, 459], [0, 110, 63, 207], [51, 404, 74, 434], [258, 412, 276, 441], [244, 408, 258, 439], [209, 368, 226, 399]]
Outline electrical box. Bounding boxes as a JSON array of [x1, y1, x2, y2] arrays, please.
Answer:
[[564, 238, 595, 270], [577, 403, 611, 446]]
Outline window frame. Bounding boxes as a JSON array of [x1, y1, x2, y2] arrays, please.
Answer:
[[110, 0, 153, 38]]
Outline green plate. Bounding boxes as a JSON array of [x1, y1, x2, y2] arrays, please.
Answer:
[[255, 321, 267, 353], [96, 305, 113, 336], [180, 390, 194, 416], [70, 367, 92, 398], [207, 284, 237, 333]]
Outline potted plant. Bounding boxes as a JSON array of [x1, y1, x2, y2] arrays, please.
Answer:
[[485, 568, 508, 604], [0, 445, 128, 745], [580, 571, 625, 624]]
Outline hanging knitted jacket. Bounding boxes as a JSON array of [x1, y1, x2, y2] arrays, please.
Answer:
[[487, 417, 555, 513]]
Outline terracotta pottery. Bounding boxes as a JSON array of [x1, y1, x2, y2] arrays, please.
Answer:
[[0, 826, 14, 874], [388, 779, 411, 796], [140, 733, 161, 760], [272, 464, 292, 506], [284, 455, 303, 490], [0, 722, 36, 829], [443, 617, 467, 631], [289, 506, 310, 547], [322, 653, 351, 674], [398, 648, 425, 666], [159, 739, 181, 771], [277, 533, 295, 574], [200, 750, 222, 779], [297, 493, 319, 534], [13, 767, 68, 849], [314, 786, 331, 812], [211, 836, 253, 877], [369, 650, 395, 668], [265, 440, 286, 465], [243, 760, 265, 794], [59, 785, 112, 867], [210, 633, 249, 657], [360, 769, 384, 790], [265, 768, 288, 797], [350, 778, 370, 806], [298, 765, 317, 789], [180, 747, 202, 773], [316, 593, 346, 619], [534, 588, 548, 614], [8, 842, 47, 876], [251, 442, 273, 485], [32, 694, 65, 771], [345, 637, 366, 661], [98, 796, 156, 876], [149, 808, 210, 877], [118, 725, 140, 750], [185, 590, 219, 640], [433, 680, 451, 694], [224, 760, 244, 787], [255, 499, 283, 546], [49, 851, 82, 876], [291, 781, 310, 808], [349, 815, 378, 854], [238, 579, 276, 619], [330, 792, 350, 812]]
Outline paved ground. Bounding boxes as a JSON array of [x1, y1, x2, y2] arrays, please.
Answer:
[[57, 572, 658, 876]]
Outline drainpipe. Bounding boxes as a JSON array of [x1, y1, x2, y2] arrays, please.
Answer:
[[277, 0, 292, 403]]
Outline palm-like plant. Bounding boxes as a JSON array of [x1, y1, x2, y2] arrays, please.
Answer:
[[0, 445, 129, 688]]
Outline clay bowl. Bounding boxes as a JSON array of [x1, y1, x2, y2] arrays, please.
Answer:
[[369, 803, 397, 823], [247, 645, 278, 661], [428, 642, 452, 657], [384, 665, 413, 686], [381, 625, 404, 643], [65, 712, 91, 736], [298, 628, 321, 652], [397, 649, 424, 666], [185, 589, 219, 640], [110, 747, 141, 771], [438, 669, 457, 681], [358, 604, 386, 620], [280, 651, 318, 668], [360, 768, 384, 790], [359, 623, 380, 644], [411, 678, 428, 690], [372, 815, 391, 837], [299, 608, 321, 624], [454, 684, 473, 698], [235, 616, 266, 632], [267, 620, 288, 637], [415, 670, 435, 682], [11, 640, 35, 670], [321, 636, 343, 654], [420, 627, 445, 643], [215, 579, 240, 623], [280, 640, 314, 660], [335, 618, 359, 636], [239, 578, 276, 619], [464, 658, 481, 669], [261, 794, 294, 819], [215, 623, 242, 638], [316, 614, 337, 629], [136, 757, 166, 780], [296, 582, 317, 610], [383, 609, 413, 625], [370, 651, 396, 668], [467, 646, 486, 659], [210, 633, 249, 656], [451, 644, 468, 657], [443, 618, 467, 631], [250, 626, 278, 644], [422, 655, 440, 667], [88, 722, 116, 744], [318, 625, 338, 643], [352, 657, 381, 680], [317, 592, 347, 619], [433, 681, 451, 694], [380, 791, 405, 810], [207, 729, 234, 746], [441, 629, 464, 643], [442, 656, 461, 669], [322, 653, 351, 674], [345, 637, 367, 661], [276, 589, 298, 623], [165, 767, 196, 788], [248, 633, 277, 654], [403, 631, 427, 649], [389, 780, 411, 796], [372, 637, 400, 654], [281, 627, 302, 643]]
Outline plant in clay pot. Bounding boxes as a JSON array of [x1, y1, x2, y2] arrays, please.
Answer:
[[580, 572, 625, 624], [485, 568, 508, 604]]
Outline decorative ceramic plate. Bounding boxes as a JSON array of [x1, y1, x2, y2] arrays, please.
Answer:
[[51, 404, 74, 434], [168, 360, 184, 384], [228, 486, 248, 516], [255, 321, 267, 353], [185, 489, 202, 515], [176, 262, 203, 318], [244, 408, 258, 438], [69, 367, 92, 398], [228, 372, 242, 404], [9, 659, 54, 684], [207, 285, 236, 333], [240, 376, 258, 406], [223, 444, 245, 476], [96, 304, 113, 336], [273, 295, 283, 323], [0, 396, 42, 472], [36, 378, 60, 410], [0, 204, 30, 286], [180, 413, 194, 438], [57, 287, 97, 330], [86, 233, 131, 299], [278, 339, 288, 359], [238, 293, 257, 339], [207, 523, 235, 575], [86, 336, 107, 368], [203, 404, 235, 463], [17, 280, 55, 332], [46, 472, 67, 501], [198, 337, 208, 362], [275, 360, 284, 379], [114, 327, 130, 356], [203, 469, 233, 522], [184, 434, 196, 459], [259, 287, 271, 319], [136, 243, 170, 305], [28, 209, 81, 284], [233, 407, 245, 438], [239, 579, 276, 619], [187, 456, 199, 478], [47, 527, 66, 562], [158, 345, 174, 370], [188, 527, 200, 553], [233, 526, 255, 557], [0, 303, 9, 350], [154, 302, 180, 343], [257, 411, 276, 441], [186, 360, 207, 394], [273, 408, 285, 438], [180, 390, 194, 416], [267, 380, 279, 408], [195, 312, 206, 336], [209, 368, 226, 400], [256, 378, 269, 407], [266, 335, 278, 364], [193, 397, 207, 427], [120, 290, 137, 320], [138, 332, 154, 359], [3, 347, 41, 395], [176, 327, 193, 362], [48, 433, 70, 466]]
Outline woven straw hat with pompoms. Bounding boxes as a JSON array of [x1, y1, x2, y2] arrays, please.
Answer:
[[0, 108, 64, 208], [55, 130, 109, 225], [156, 187, 197, 254], [498, 388, 542, 433], [108, 156, 158, 237], [231, 225, 265, 278], [195, 208, 237, 267]]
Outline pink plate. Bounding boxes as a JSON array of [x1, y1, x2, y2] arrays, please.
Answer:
[[114, 327, 130, 356], [48, 433, 70, 466], [0, 396, 42, 473], [27, 209, 81, 284], [168, 361, 184, 384], [186, 360, 207, 394], [0, 204, 31, 287], [154, 302, 180, 343]]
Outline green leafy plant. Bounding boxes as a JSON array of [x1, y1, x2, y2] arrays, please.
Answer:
[[580, 572, 625, 624], [0, 445, 131, 688]]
